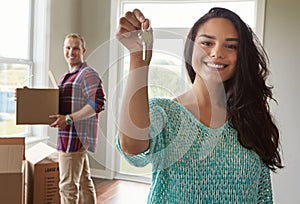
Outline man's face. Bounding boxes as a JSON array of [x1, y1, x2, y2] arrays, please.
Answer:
[[63, 37, 86, 68]]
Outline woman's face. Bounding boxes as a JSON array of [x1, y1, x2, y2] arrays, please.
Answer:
[[192, 18, 238, 83]]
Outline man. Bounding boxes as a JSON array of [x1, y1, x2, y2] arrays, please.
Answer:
[[50, 33, 105, 204]]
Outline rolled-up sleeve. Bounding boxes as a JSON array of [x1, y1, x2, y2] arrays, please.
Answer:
[[83, 70, 105, 113]]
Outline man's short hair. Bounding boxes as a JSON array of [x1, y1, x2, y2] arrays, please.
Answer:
[[65, 33, 86, 49]]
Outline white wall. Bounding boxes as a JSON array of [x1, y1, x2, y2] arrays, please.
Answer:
[[264, 0, 300, 203]]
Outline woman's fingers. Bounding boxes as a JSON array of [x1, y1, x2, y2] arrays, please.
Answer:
[[119, 16, 138, 33], [116, 8, 152, 61], [119, 9, 144, 33], [118, 9, 149, 33], [141, 19, 151, 30], [124, 11, 142, 29], [132, 9, 146, 23], [132, 9, 151, 31]]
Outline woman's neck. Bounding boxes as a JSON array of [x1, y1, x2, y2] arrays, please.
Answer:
[[192, 77, 227, 107]]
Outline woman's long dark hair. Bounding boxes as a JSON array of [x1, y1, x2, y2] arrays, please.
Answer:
[[184, 7, 283, 171]]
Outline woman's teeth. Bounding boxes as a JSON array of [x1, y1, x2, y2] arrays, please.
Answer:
[[206, 62, 226, 69]]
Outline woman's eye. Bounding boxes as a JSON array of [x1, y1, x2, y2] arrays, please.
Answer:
[[226, 44, 238, 50], [201, 41, 212, 46]]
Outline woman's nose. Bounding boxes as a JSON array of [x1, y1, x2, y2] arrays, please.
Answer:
[[210, 46, 224, 59]]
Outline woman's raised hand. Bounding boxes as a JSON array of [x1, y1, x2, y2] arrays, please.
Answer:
[[116, 9, 152, 64]]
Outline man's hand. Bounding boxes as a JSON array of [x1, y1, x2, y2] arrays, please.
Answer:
[[49, 104, 95, 129], [49, 114, 68, 129]]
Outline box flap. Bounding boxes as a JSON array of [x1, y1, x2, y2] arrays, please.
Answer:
[[0, 145, 24, 173], [0, 137, 25, 173], [26, 142, 57, 164], [0, 137, 25, 146]]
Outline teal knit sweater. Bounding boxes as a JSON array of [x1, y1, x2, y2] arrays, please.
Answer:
[[116, 98, 273, 204]]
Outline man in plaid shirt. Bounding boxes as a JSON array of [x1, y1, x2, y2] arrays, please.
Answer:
[[50, 33, 105, 204]]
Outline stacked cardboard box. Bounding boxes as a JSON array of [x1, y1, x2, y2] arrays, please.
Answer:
[[14, 88, 60, 203], [25, 142, 60, 204], [0, 137, 25, 204]]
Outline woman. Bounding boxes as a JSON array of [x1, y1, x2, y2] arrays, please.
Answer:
[[116, 7, 283, 203]]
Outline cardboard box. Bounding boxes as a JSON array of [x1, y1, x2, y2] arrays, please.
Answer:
[[16, 88, 59, 125], [0, 137, 25, 204], [25, 142, 60, 204], [0, 167, 25, 204]]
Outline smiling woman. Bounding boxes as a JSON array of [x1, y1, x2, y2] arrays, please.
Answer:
[[116, 0, 265, 184], [115, 5, 282, 203]]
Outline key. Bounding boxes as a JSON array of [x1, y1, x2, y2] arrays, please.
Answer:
[[138, 29, 153, 61]]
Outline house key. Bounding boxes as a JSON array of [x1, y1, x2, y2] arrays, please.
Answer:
[[138, 29, 153, 61]]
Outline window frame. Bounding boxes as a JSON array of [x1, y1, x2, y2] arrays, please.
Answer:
[[0, 0, 34, 137], [0, 0, 51, 144], [29, 0, 51, 142]]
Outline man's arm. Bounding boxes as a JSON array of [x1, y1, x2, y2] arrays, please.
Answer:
[[49, 104, 95, 129], [70, 104, 95, 121]]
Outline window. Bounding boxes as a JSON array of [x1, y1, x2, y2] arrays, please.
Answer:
[[0, 0, 50, 138], [112, 0, 265, 182], [0, 0, 32, 136]]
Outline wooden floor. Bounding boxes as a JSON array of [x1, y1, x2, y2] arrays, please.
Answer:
[[93, 178, 150, 204]]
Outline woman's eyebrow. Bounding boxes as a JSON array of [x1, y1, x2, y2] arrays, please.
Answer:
[[199, 34, 215, 39], [226, 37, 239, 42], [199, 34, 239, 42]]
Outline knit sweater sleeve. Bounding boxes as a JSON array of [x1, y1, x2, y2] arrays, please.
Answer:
[[257, 164, 273, 203], [115, 98, 168, 167]]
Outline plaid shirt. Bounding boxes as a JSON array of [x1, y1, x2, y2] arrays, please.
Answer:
[[58, 62, 105, 152]]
